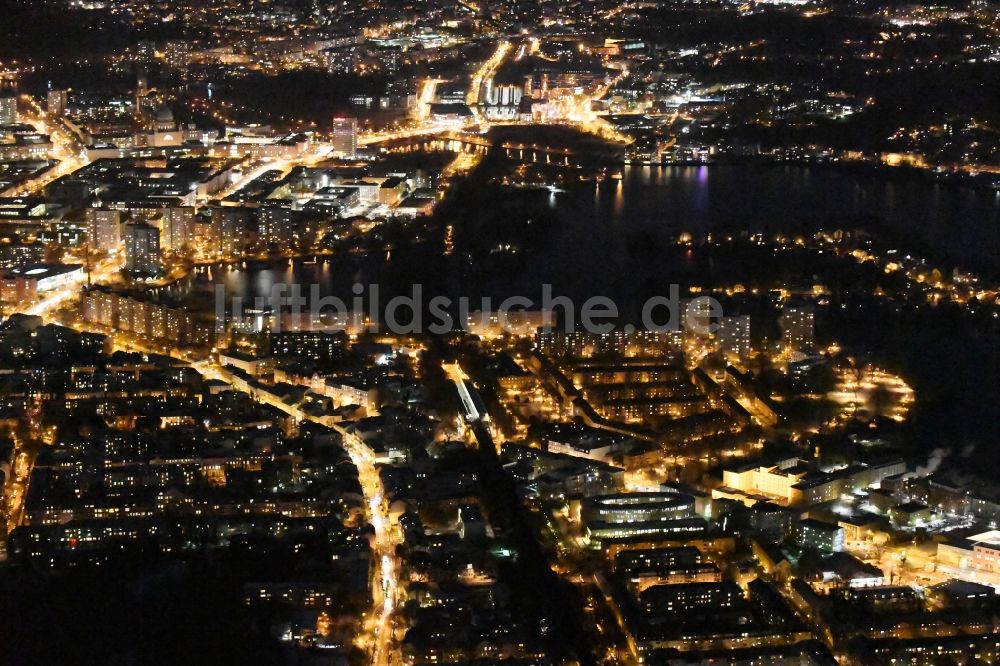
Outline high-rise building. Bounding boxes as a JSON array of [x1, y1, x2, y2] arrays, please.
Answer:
[[156, 207, 194, 252], [135, 73, 150, 112], [331, 117, 357, 158], [136, 41, 156, 63], [257, 203, 296, 245], [485, 81, 523, 106], [123, 221, 161, 274], [683, 296, 717, 337], [0, 95, 16, 125], [163, 41, 191, 72], [779, 305, 814, 350], [717, 315, 751, 360], [46, 89, 68, 117], [0, 73, 16, 125], [375, 46, 402, 72], [270, 331, 346, 361], [209, 207, 250, 256], [86, 208, 123, 253]]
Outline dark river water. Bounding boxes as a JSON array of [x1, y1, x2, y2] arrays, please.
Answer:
[[169, 164, 1000, 312]]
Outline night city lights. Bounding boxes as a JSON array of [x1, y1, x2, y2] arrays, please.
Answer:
[[0, 0, 999, 665]]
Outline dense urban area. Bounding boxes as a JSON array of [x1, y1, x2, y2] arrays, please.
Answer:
[[0, 0, 999, 664]]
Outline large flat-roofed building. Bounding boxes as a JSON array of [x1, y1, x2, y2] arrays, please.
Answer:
[[545, 423, 626, 463], [4, 263, 83, 293], [536, 329, 684, 359], [614, 546, 704, 575], [820, 552, 884, 588], [323, 376, 379, 414], [796, 518, 845, 553], [613, 546, 720, 592], [927, 479, 1000, 525], [569, 358, 711, 424], [218, 350, 272, 377], [549, 435, 612, 461], [719, 458, 906, 507], [889, 500, 933, 528], [720, 460, 813, 505], [928, 579, 996, 609], [937, 530, 1000, 584], [583, 492, 695, 525], [639, 581, 743, 616], [334, 179, 380, 203], [311, 185, 360, 210], [81, 287, 213, 347], [377, 176, 407, 206], [270, 330, 346, 361], [586, 516, 707, 548]]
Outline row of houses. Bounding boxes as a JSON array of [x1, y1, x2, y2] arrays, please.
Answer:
[[81, 287, 215, 347]]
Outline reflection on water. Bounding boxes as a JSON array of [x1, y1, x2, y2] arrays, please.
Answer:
[[586, 164, 998, 265], [174, 165, 1000, 310]]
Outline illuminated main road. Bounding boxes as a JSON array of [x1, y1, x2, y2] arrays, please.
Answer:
[[2, 446, 33, 536], [194, 363, 402, 666], [4, 95, 89, 197], [0, 56, 632, 649], [467, 40, 513, 124], [9, 262, 400, 666], [414, 78, 444, 122], [359, 122, 475, 146]]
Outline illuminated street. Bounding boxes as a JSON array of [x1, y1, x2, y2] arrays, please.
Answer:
[[1, 3, 1000, 665]]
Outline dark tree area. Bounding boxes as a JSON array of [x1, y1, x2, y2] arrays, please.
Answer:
[[0, 562, 283, 666]]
